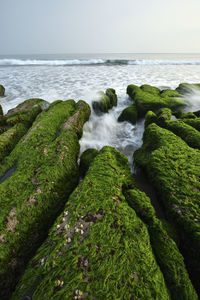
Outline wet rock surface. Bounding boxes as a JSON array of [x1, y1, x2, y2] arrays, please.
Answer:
[[1, 82, 200, 299], [0, 99, 90, 299]]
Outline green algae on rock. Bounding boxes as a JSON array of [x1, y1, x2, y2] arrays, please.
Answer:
[[144, 108, 200, 150], [0, 99, 49, 163], [12, 147, 170, 300], [125, 188, 198, 300], [160, 89, 181, 98], [0, 84, 5, 96], [176, 83, 200, 94], [140, 84, 160, 95], [127, 84, 185, 117], [79, 148, 99, 177], [0, 123, 28, 162], [144, 110, 157, 128], [92, 89, 117, 115], [5, 98, 48, 127], [134, 123, 200, 295], [0, 100, 91, 299], [118, 104, 138, 125], [106, 88, 117, 107], [165, 120, 200, 150]]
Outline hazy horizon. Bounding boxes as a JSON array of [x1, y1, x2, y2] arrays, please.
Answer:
[[1, 0, 200, 55]]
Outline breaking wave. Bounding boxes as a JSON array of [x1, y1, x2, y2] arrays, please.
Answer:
[[1, 58, 200, 66]]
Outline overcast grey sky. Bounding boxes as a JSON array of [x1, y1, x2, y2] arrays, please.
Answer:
[[1, 0, 200, 54]]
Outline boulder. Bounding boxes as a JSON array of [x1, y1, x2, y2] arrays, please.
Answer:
[[79, 148, 99, 176], [118, 104, 138, 125], [0, 99, 91, 299], [127, 84, 185, 117], [12, 147, 171, 300], [176, 83, 200, 94], [125, 188, 198, 300], [134, 123, 200, 294], [5, 98, 49, 126], [144, 110, 157, 128], [0, 84, 5, 96], [106, 88, 117, 107]]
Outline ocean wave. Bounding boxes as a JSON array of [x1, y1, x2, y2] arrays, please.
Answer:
[[1, 58, 200, 66]]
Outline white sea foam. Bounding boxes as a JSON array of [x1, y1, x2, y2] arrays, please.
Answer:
[[79, 100, 144, 165], [1, 58, 200, 66], [182, 86, 200, 112], [0, 54, 200, 166], [0, 58, 105, 66]]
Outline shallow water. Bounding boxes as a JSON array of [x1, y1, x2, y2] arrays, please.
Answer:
[[1, 53, 200, 164]]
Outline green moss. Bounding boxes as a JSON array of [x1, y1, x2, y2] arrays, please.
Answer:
[[12, 147, 171, 300], [173, 109, 184, 119], [140, 84, 160, 95], [176, 83, 200, 94], [79, 148, 99, 177], [127, 84, 185, 117], [0, 99, 50, 162], [125, 189, 198, 300], [157, 108, 172, 126], [160, 89, 181, 98], [144, 111, 157, 128], [181, 118, 200, 131], [127, 84, 141, 99], [0, 104, 3, 115], [118, 104, 138, 125], [193, 110, 200, 117], [0, 84, 5, 96], [0, 123, 28, 162], [0, 127, 6, 135], [181, 112, 197, 119], [92, 91, 111, 114], [106, 88, 117, 107], [0, 100, 91, 299], [134, 123, 200, 295], [165, 120, 200, 150], [6, 98, 48, 127], [0, 115, 6, 126]]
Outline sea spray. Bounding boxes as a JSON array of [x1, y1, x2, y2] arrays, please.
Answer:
[[182, 86, 200, 112], [79, 96, 144, 166]]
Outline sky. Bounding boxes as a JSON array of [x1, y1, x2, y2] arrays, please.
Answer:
[[1, 0, 200, 54]]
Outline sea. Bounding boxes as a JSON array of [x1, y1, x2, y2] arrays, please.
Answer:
[[1, 53, 200, 166]]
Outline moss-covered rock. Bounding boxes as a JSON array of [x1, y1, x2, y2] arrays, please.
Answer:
[[0, 123, 28, 162], [165, 120, 200, 150], [106, 88, 117, 107], [0, 104, 3, 115], [0, 100, 91, 299], [5, 98, 48, 127], [182, 118, 200, 131], [140, 84, 160, 95], [174, 110, 197, 120], [160, 89, 181, 98], [144, 111, 157, 128], [79, 148, 99, 176], [0, 84, 5, 96], [0, 127, 6, 135], [127, 84, 141, 99], [125, 189, 198, 300], [92, 91, 111, 114], [157, 108, 172, 126], [0, 99, 50, 162], [12, 146, 170, 300], [118, 104, 138, 125], [134, 123, 200, 295], [127, 84, 185, 117], [176, 83, 200, 94], [193, 110, 200, 118]]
